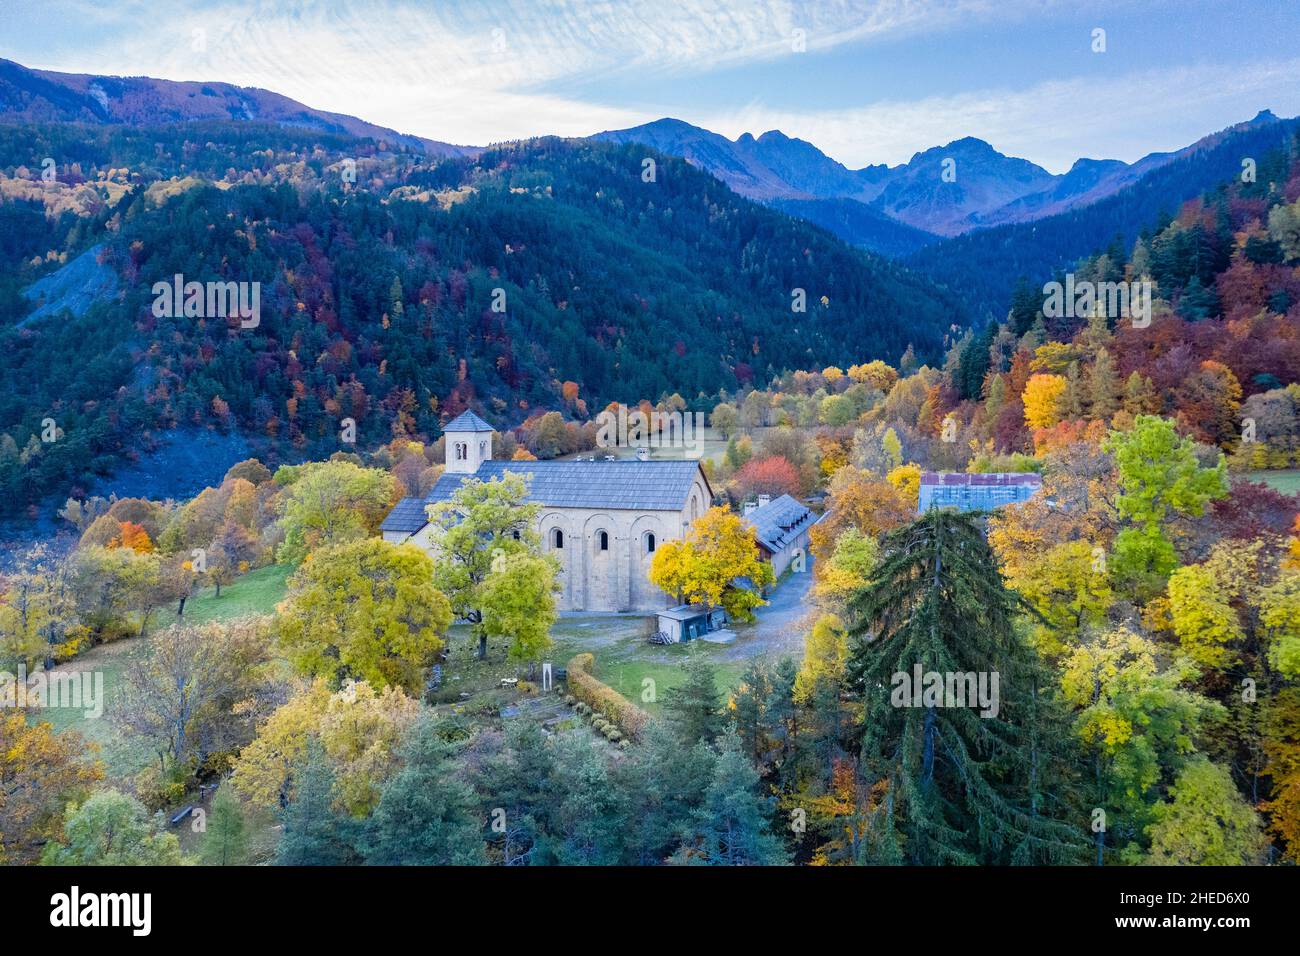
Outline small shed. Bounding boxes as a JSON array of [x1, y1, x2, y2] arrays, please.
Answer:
[[654, 604, 727, 644]]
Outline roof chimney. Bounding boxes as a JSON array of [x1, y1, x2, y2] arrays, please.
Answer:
[[757, 494, 771, 508], [635, 446, 649, 461], [743, 501, 758, 517]]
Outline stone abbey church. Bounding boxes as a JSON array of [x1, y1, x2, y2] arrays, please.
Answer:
[[381, 411, 714, 612]]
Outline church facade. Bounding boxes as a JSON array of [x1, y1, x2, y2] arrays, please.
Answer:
[[380, 411, 714, 613]]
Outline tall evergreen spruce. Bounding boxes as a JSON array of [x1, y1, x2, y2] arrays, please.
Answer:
[[275, 739, 359, 866], [665, 648, 724, 745], [364, 717, 486, 865], [199, 785, 250, 866], [845, 510, 1086, 865], [679, 729, 789, 866]]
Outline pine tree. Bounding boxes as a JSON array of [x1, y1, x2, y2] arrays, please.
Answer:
[[200, 785, 249, 866], [1086, 347, 1121, 422], [665, 648, 724, 744], [766, 657, 799, 779], [547, 734, 628, 865], [1007, 276, 1041, 337], [679, 729, 788, 865], [364, 717, 485, 865], [1061, 361, 1085, 420], [275, 739, 358, 866], [472, 720, 555, 865], [845, 510, 1086, 865], [1122, 371, 1156, 415], [731, 660, 770, 762], [616, 720, 716, 864]]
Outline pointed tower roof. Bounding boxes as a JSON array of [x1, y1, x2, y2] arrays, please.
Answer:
[[442, 410, 494, 433]]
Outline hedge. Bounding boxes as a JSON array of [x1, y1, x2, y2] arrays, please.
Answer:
[[565, 653, 650, 742]]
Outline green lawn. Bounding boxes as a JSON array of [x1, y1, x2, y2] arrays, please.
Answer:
[[1249, 469, 1300, 496], [437, 612, 771, 714], [548, 617, 748, 713], [36, 636, 156, 779], [186, 563, 293, 624]]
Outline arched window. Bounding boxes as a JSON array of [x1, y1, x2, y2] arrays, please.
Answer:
[[690, 497, 700, 521], [455, 442, 467, 460], [598, 530, 609, 551], [645, 532, 656, 554], [552, 528, 564, 549], [479, 440, 487, 457]]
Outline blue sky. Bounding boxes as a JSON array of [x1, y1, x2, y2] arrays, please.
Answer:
[[2, 0, 1297, 172]]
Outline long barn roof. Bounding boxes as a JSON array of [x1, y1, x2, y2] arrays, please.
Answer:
[[744, 493, 813, 554], [380, 460, 710, 534]]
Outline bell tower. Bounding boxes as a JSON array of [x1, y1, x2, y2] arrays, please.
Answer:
[[442, 410, 494, 474]]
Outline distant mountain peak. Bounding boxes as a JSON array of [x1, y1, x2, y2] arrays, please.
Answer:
[[0, 58, 476, 158]]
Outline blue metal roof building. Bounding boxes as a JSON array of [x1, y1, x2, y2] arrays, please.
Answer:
[[917, 472, 1042, 514]]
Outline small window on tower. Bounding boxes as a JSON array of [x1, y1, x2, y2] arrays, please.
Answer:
[[646, 533, 656, 553], [552, 529, 564, 549], [598, 530, 609, 551]]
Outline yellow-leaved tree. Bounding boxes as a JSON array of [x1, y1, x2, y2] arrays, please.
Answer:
[[794, 613, 848, 703], [1166, 540, 1262, 675], [1004, 540, 1112, 659], [885, 462, 921, 510], [1022, 373, 1068, 429], [229, 678, 419, 816], [649, 506, 774, 622], [276, 538, 451, 695]]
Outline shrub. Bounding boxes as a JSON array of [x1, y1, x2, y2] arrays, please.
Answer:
[[565, 653, 650, 742], [134, 762, 190, 811], [564, 694, 575, 705]]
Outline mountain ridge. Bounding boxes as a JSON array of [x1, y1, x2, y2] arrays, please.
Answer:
[[593, 109, 1289, 240], [0, 58, 477, 158], [4, 58, 1289, 249]]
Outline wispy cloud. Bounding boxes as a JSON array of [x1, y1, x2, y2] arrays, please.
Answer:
[[702, 57, 1300, 172], [1, 0, 1293, 168], [2, 0, 1059, 144]]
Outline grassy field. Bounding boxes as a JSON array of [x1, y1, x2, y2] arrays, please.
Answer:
[[36, 637, 155, 778], [186, 562, 292, 623], [439, 577, 810, 716], [32, 563, 294, 781], [1250, 470, 1300, 495], [437, 616, 750, 714]]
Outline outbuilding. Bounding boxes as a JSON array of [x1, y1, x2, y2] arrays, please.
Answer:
[[653, 604, 728, 644]]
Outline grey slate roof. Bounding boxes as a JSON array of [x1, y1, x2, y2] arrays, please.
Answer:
[[745, 494, 813, 554], [442, 410, 494, 433], [380, 497, 431, 534], [381, 459, 709, 534]]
